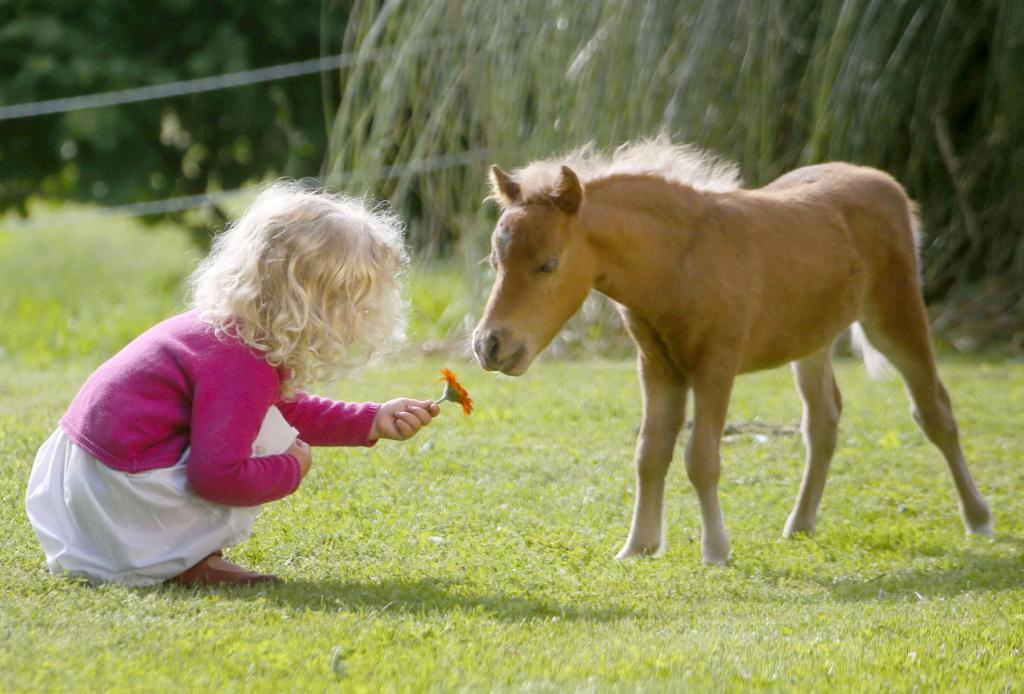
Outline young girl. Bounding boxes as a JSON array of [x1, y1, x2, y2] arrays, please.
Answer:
[[25, 182, 439, 587]]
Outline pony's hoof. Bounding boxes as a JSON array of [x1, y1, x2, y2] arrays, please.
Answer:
[[964, 504, 994, 537], [783, 515, 816, 538], [701, 540, 730, 565], [615, 543, 663, 559], [702, 552, 729, 566]]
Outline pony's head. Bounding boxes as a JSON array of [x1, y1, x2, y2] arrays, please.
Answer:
[[473, 164, 596, 375]]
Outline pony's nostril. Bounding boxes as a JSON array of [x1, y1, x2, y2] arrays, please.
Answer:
[[485, 332, 501, 363]]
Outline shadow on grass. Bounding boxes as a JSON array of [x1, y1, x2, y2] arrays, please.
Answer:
[[162, 576, 633, 623], [751, 536, 1024, 602], [826, 554, 1024, 601]]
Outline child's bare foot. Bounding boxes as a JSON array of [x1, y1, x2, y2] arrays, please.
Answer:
[[169, 552, 279, 586]]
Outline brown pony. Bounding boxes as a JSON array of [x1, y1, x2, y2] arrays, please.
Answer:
[[472, 138, 992, 564]]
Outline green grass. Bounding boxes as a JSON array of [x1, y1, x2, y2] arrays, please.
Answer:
[[2, 356, 1022, 691], [0, 211, 196, 364], [0, 211, 474, 361]]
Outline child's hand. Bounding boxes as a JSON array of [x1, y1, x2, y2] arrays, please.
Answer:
[[287, 438, 313, 479], [370, 399, 440, 441]]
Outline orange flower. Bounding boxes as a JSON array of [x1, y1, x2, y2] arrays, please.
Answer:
[[436, 367, 474, 416]]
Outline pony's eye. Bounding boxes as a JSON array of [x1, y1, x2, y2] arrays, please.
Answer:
[[537, 259, 560, 274]]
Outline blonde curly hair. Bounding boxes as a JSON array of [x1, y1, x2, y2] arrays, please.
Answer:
[[187, 181, 408, 396]]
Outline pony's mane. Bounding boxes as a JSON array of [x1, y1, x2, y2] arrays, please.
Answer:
[[510, 136, 742, 201]]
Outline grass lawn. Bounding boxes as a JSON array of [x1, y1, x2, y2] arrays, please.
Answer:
[[2, 354, 1022, 691], [2, 217, 1022, 691]]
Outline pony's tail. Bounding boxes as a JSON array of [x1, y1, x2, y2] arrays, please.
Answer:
[[850, 322, 896, 380], [909, 199, 923, 257]]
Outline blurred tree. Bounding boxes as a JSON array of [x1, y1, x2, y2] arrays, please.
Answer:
[[0, 0, 347, 243]]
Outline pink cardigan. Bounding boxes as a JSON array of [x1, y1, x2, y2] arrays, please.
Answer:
[[60, 310, 380, 507]]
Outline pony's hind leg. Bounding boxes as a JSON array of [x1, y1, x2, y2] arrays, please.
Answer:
[[784, 347, 842, 537], [859, 281, 993, 535]]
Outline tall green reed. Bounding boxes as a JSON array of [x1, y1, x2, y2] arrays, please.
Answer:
[[326, 0, 1023, 351]]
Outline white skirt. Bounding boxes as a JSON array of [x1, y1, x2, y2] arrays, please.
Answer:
[[25, 407, 297, 586]]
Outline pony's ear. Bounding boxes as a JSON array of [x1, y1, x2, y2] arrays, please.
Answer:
[[489, 165, 520, 206], [552, 165, 582, 215]]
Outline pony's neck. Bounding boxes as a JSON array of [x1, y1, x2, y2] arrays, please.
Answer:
[[578, 175, 709, 307]]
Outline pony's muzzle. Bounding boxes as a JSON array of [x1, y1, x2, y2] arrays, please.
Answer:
[[473, 326, 527, 374]]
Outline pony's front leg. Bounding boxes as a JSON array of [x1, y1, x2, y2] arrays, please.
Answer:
[[685, 363, 735, 565], [616, 354, 687, 559]]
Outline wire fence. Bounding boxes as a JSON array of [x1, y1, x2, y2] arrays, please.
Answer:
[[1, 149, 490, 233], [0, 39, 444, 121]]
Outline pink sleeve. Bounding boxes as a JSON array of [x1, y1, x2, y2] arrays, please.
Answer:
[[276, 391, 380, 447], [186, 347, 302, 507]]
